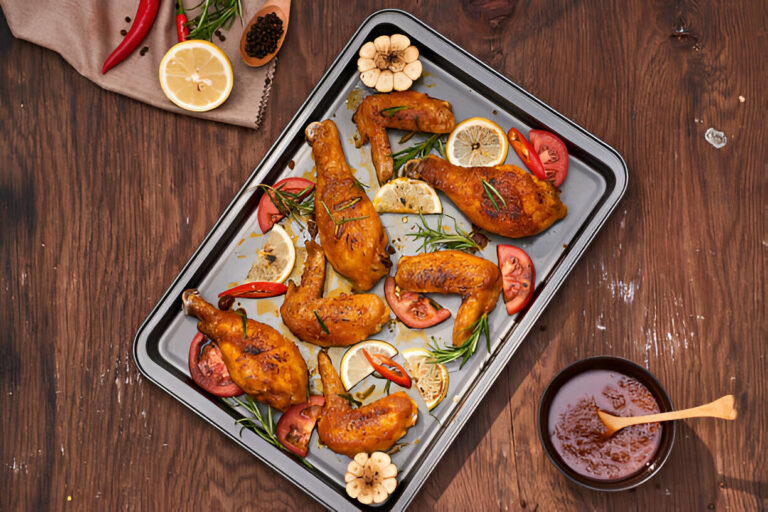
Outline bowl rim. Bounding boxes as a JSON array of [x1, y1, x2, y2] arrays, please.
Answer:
[[537, 355, 676, 492]]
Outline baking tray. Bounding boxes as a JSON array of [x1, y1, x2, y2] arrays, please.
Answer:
[[133, 9, 628, 511]]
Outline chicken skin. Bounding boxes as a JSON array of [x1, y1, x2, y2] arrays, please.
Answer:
[[404, 155, 567, 238], [280, 241, 389, 347], [395, 250, 502, 346], [316, 351, 418, 457], [182, 290, 308, 412], [305, 119, 391, 291], [353, 91, 456, 184]]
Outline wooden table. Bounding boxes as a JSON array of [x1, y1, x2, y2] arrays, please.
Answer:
[[2, 1, 765, 510]]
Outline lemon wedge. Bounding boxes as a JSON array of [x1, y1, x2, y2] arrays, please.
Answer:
[[446, 117, 509, 167], [245, 224, 295, 284], [373, 178, 442, 214], [159, 40, 233, 112], [402, 348, 449, 410], [340, 340, 398, 391]]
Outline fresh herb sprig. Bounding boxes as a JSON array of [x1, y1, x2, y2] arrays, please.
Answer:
[[408, 211, 482, 253], [259, 183, 314, 228], [427, 314, 490, 368], [391, 134, 446, 175], [222, 396, 313, 469], [481, 179, 507, 212], [186, 0, 244, 41], [380, 105, 409, 117], [313, 310, 329, 334], [337, 393, 362, 408], [234, 308, 248, 337], [320, 200, 369, 237]]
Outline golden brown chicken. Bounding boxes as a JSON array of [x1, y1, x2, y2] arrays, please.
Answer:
[[395, 250, 502, 346], [353, 91, 456, 184], [305, 119, 391, 291], [316, 351, 418, 457], [404, 155, 567, 238], [182, 289, 308, 412], [280, 241, 389, 347]]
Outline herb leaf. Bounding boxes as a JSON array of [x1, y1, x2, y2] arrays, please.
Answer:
[[313, 310, 329, 334], [391, 134, 447, 176], [407, 211, 482, 253], [258, 183, 314, 229], [337, 393, 362, 408], [234, 308, 248, 337], [481, 179, 507, 212], [427, 314, 490, 368], [380, 105, 408, 117], [186, 0, 244, 41], [320, 200, 369, 237]]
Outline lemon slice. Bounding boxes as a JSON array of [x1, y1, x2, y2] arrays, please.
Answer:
[[245, 224, 295, 283], [159, 40, 234, 112], [373, 178, 442, 214], [340, 340, 398, 391], [445, 117, 509, 167], [402, 348, 449, 410]]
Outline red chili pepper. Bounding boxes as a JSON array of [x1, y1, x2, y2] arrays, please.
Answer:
[[217, 282, 288, 298], [507, 127, 547, 180], [102, 0, 161, 74], [176, 1, 189, 42], [362, 349, 412, 388]]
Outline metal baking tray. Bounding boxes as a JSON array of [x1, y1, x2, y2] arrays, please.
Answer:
[[133, 9, 628, 511]]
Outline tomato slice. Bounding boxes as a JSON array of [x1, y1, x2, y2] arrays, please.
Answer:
[[507, 127, 546, 180], [217, 281, 287, 298], [257, 177, 315, 233], [384, 276, 451, 329], [276, 395, 325, 457], [188, 333, 243, 397], [529, 129, 569, 187], [497, 245, 535, 315]]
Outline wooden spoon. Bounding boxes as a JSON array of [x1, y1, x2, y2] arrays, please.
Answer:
[[597, 394, 737, 437], [239, 0, 291, 67]]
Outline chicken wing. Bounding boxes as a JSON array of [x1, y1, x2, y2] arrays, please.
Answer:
[[353, 91, 456, 184], [404, 155, 567, 238], [395, 250, 502, 346], [305, 119, 391, 291], [280, 241, 389, 347], [182, 290, 308, 412], [316, 351, 418, 457]]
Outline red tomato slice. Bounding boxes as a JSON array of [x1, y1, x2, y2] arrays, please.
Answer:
[[497, 245, 535, 315], [257, 177, 315, 233], [384, 276, 451, 329], [508, 127, 547, 180], [529, 129, 569, 187], [276, 395, 325, 457], [188, 333, 243, 397]]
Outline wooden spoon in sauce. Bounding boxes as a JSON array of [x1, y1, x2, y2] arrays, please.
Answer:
[[239, 0, 291, 67], [597, 394, 737, 437]]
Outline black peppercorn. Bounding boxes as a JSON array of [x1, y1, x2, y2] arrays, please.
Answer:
[[244, 11, 285, 58]]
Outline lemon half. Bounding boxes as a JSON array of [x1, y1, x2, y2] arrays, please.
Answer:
[[340, 340, 398, 391], [373, 178, 442, 214], [402, 348, 449, 410], [245, 224, 296, 284], [159, 40, 233, 112], [446, 117, 509, 167]]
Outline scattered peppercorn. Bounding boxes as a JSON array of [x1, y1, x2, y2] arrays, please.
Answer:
[[244, 12, 284, 59], [125, 16, 132, 23], [139, 46, 149, 56], [120, 29, 128, 36]]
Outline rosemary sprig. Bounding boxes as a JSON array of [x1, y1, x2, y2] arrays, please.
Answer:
[[427, 314, 490, 368], [352, 176, 369, 190], [481, 179, 507, 212], [391, 134, 446, 175], [337, 393, 362, 408], [223, 396, 313, 469], [234, 308, 248, 337], [320, 200, 369, 237], [334, 196, 361, 211], [259, 183, 314, 228], [313, 310, 329, 334], [186, 0, 244, 41], [408, 211, 482, 253], [380, 105, 409, 117]]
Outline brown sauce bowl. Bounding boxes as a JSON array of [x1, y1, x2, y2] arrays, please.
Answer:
[[537, 356, 675, 491]]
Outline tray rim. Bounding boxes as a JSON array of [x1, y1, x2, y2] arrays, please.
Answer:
[[133, 8, 628, 511]]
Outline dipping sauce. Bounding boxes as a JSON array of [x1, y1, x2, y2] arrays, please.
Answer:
[[548, 369, 662, 481]]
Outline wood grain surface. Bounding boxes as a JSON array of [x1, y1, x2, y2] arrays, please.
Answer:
[[1, 1, 766, 510]]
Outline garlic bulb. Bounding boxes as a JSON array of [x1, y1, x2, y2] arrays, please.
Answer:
[[344, 452, 398, 505], [357, 34, 422, 92]]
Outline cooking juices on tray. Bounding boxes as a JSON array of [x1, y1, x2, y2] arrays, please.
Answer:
[[547, 369, 662, 481]]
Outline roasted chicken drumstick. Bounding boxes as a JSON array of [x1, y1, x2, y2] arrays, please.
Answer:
[[280, 241, 389, 347], [182, 290, 308, 412], [317, 351, 418, 457], [404, 155, 567, 238], [353, 91, 456, 184], [306, 119, 391, 291], [395, 250, 502, 346]]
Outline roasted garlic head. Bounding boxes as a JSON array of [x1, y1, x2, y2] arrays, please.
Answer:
[[344, 451, 398, 505], [357, 34, 422, 92]]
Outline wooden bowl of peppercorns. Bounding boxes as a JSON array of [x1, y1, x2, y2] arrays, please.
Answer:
[[240, 0, 290, 67]]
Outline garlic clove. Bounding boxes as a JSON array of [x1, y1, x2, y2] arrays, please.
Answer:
[[381, 463, 398, 479], [373, 485, 389, 504], [360, 68, 381, 88], [357, 487, 374, 505], [403, 60, 423, 81], [346, 479, 362, 499], [382, 476, 397, 494], [359, 41, 377, 59], [393, 72, 413, 91], [369, 452, 392, 467], [401, 45, 420, 63], [375, 70, 394, 93], [353, 452, 369, 466], [373, 35, 391, 54], [357, 58, 376, 72], [390, 34, 411, 51]]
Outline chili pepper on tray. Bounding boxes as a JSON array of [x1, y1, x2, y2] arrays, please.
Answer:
[[176, 1, 189, 42], [363, 349, 412, 388], [102, 0, 160, 74], [217, 282, 288, 299]]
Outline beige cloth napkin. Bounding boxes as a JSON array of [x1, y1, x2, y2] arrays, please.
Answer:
[[1, 0, 276, 129]]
